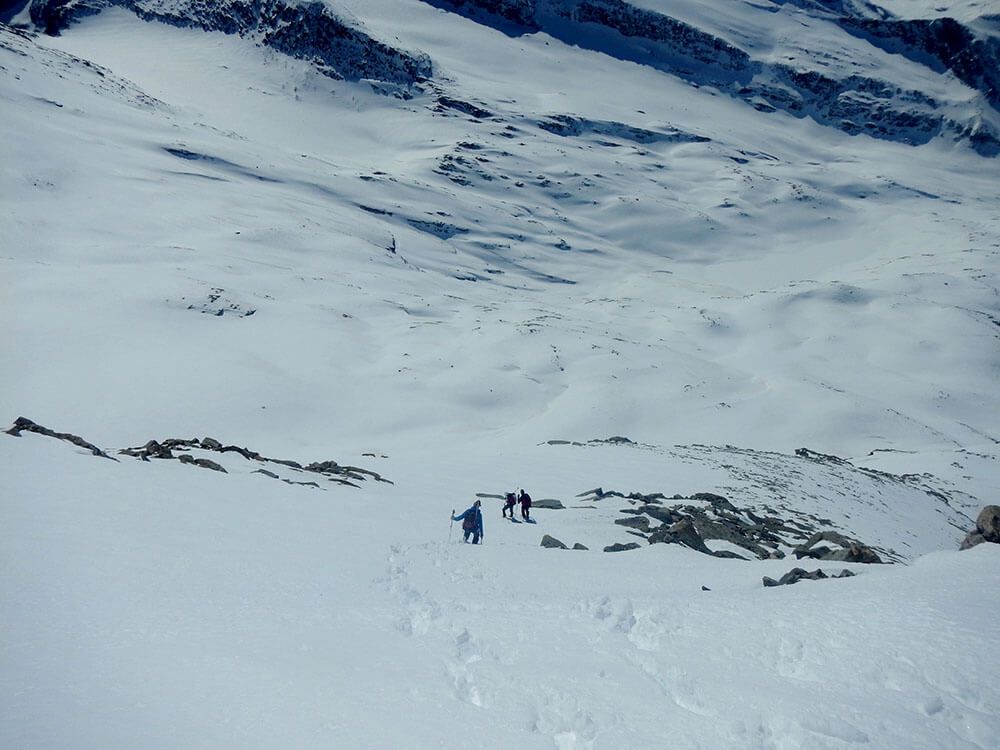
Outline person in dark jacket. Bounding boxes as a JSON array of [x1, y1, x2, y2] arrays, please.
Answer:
[[453, 500, 484, 544], [502, 492, 517, 519], [518, 489, 532, 521]]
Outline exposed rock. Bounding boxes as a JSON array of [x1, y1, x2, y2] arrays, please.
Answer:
[[6, 416, 115, 460], [603, 542, 641, 553], [960, 531, 986, 551], [532, 498, 565, 509], [614, 515, 651, 532], [647, 518, 712, 554], [572, 543, 589, 551], [541, 534, 568, 549], [976, 505, 1000, 543], [431, 0, 997, 151], [536, 114, 707, 145], [836, 15, 1000, 109], [200, 437, 223, 450], [763, 567, 855, 587], [959, 505, 1000, 549], [640, 505, 680, 525], [794, 531, 882, 563], [177, 454, 227, 473], [690, 492, 738, 512], [710, 549, 749, 560], [425, 0, 539, 28], [29, 0, 432, 86]]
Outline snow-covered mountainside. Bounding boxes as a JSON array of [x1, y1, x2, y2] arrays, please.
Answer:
[[2, 0, 999, 747]]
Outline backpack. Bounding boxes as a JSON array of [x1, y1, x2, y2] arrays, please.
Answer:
[[462, 510, 476, 530]]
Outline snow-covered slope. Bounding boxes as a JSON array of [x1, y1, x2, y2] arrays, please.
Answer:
[[2, 0, 999, 746]]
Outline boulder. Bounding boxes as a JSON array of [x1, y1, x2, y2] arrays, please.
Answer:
[[572, 543, 589, 551], [541, 535, 568, 549], [959, 506, 1000, 550], [976, 505, 1000, 543]]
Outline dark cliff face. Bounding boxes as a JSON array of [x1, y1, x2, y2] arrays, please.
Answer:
[[28, 0, 433, 86], [427, 0, 999, 155], [841, 17, 1000, 107], [21, 0, 1000, 153]]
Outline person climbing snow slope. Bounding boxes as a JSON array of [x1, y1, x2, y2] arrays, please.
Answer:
[[518, 489, 532, 522], [453, 500, 484, 544]]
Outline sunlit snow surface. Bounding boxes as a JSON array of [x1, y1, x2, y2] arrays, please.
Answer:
[[2, 4, 999, 748]]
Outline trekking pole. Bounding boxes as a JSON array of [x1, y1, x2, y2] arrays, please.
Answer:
[[448, 509, 455, 543]]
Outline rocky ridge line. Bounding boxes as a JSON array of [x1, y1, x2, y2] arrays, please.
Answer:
[[427, 0, 1000, 154], [5, 416, 391, 488], [26, 0, 432, 88]]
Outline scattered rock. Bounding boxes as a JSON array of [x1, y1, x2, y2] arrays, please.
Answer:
[[572, 543, 589, 551], [701, 585, 711, 591], [177, 454, 227, 473], [532, 498, 565, 509], [541, 534, 569, 549], [604, 542, 641, 553], [763, 568, 855, 587]]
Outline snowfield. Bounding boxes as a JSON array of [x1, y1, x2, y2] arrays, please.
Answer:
[[2, 0, 999, 747]]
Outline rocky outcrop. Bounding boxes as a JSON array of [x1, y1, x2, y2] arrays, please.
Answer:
[[423, 0, 538, 28], [960, 505, 1000, 550], [549, 0, 751, 78], [29, 0, 432, 86], [4, 416, 390, 489], [541, 534, 568, 549], [120, 435, 392, 486], [577, 485, 895, 562], [5, 416, 116, 460], [428, 0, 999, 153], [840, 17, 1000, 109], [647, 518, 712, 554], [793, 531, 883, 564], [763, 567, 856, 587]]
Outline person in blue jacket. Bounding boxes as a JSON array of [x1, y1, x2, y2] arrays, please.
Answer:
[[453, 500, 484, 544]]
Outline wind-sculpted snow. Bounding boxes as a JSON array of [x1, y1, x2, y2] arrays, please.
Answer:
[[28, 0, 432, 85]]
